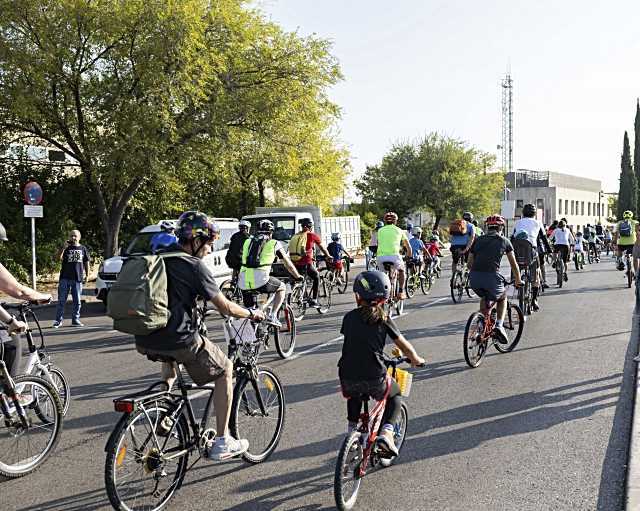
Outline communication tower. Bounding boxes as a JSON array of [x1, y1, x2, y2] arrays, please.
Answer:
[[501, 73, 513, 174]]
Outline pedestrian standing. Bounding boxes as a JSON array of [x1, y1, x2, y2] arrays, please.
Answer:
[[53, 229, 90, 328]]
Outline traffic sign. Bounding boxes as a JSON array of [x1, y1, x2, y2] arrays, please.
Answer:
[[24, 205, 43, 218], [24, 181, 43, 205]]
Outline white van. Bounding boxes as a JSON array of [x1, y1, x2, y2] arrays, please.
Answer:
[[95, 218, 238, 305]]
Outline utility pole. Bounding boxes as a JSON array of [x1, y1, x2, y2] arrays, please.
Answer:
[[501, 73, 513, 176]]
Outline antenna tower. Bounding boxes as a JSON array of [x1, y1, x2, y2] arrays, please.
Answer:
[[501, 73, 513, 174]]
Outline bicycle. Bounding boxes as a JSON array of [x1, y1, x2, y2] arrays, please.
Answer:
[[623, 251, 635, 288], [321, 256, 353, 295], [512, 240, 536, 316], [554, 250, 567, 287], [219, 272, 243, 307], [404, 259, 430, 298], [381, 262, 404, 316], [573, 250, 585, 271], [0, 338, 64, 478], [462, 281, 525, 368], [450, 260, 474, 304], [104, 314, 285, 511], [333, 352, 425, 511], [366, 251, 377, 272], [288, 266, 331, 321], [2, 301, 71, 415]]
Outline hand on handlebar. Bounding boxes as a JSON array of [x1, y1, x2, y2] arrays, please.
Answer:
[[7, 317, 27, 335], [249, 309, 266, 322], [31, 294, 52, 305], [411, 355, 427, 368]]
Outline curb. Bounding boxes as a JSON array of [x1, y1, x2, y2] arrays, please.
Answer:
[[626, 308, 640, 510]]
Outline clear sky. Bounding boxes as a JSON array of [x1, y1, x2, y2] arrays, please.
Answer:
[[258, 0, 640, 193]]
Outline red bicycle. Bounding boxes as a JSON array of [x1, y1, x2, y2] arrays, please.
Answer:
[[333, 353, 424, 510], [463, 281, 525, 368]]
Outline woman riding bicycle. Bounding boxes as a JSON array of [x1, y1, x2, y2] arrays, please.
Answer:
[[338, 270, 424, 457]]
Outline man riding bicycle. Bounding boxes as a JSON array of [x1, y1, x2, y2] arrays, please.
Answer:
[[468, 215, 522, 343], [376, 212, 412, 300], [134, 211, 265, 461], [238, 219, 302, 327], [291, 218, 333, 307], [450, 212, 476, 275], [225, 219, 252, 280], [614, 210, 639, 272], [550, 220, 574, 282], [583, 223, 600, 262]]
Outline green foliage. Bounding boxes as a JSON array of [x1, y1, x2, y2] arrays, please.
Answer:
[[617, 131, 637, 219], [356, 133, 503, 228]]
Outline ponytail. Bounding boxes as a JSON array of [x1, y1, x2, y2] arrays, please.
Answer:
[[358, 302, 388, 324]]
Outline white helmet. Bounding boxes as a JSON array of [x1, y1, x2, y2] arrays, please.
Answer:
[[411, 227, 422, 236], [160, 220, 175, 232], [331, 232, 341, 241], [239, 220, 251, 230]]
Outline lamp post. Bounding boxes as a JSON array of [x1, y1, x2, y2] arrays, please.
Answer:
[[598, 191, 603, 224]]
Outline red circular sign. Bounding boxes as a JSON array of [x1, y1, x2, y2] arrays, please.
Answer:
[[24, 181, 43, 205]]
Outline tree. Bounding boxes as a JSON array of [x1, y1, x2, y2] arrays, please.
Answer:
[[0, 0, 345, 257], [356, 133, 503, 229], [617, 131, 637, 218]]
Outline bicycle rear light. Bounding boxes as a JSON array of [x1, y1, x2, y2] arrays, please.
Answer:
[[114, 400, 135, 413]]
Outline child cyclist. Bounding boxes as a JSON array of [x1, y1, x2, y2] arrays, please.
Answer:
[[408, 227, 431, 277], [327, 233, 352, 281], [574, 232, 585, 267], [425, 233, 443, 274], [338, 270, 425, 456]]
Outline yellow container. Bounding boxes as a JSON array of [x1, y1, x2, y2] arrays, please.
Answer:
[[388, 367, 413, 397]]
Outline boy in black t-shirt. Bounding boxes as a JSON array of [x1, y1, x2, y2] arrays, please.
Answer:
[[53, 230, 90, 328], [338, 270, 425, 457]]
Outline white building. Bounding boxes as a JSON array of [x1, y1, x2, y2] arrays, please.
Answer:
[[506, 170, 614, 231]]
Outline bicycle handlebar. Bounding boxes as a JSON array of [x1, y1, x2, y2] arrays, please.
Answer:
[[1, 299, 50, 311]]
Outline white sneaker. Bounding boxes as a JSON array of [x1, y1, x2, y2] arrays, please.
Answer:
[[633, 354, 640, 363], [208, 436, 249, 461], [493, 324, 509, 344], [267, 314, 282, 329]]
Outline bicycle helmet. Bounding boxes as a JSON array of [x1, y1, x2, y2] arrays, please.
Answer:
[[177, 211, 218, 242], [331, 232, 341, 241], [257, 219, 275, 233], [485, 214, 505, 227], [375, 221, 384, 229], [624, 210, 634, 219], [0, 222, 7, 242], [299, 218, 314, 229], [576, 231, 583, 237], [429, 234, 439, 242], [522, 203, 536, 217], [412, 226, 422, 236], [159, 220, 175, 232], [406, 222, 414, 231], [239, 220, 251, 230], [353, 270, 391, 303], [383, 211, 398, 224], [462, 211, 474, 222]]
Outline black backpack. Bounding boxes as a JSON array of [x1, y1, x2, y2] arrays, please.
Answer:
[[245, 235, 270, 269]]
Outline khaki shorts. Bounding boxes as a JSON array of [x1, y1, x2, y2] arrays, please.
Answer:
[[136, 335, 229, 386]]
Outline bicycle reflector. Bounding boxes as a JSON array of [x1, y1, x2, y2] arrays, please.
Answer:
[[113, 400, 135, 413]]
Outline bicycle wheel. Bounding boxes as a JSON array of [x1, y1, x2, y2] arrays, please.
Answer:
[[0, 375, 63, 478], [465, 273, 476, 298], [451, 272, 464, 303], [37, 365, 71, 417], [494, 303, 525, 353], [105, 400, 189, 511], [574, 254, 579, 271], [380, 403, 408, 468], [587, 249, 593, 264], [420, 272, 432, 295], [231, 368, 285, 463], [274, 305, 296, 359], [556, 259, 563, 287], [338, 260, 349, 294], [628, 266, 633, 288], [405, 268, 417, 298], [463, 313, 487, 368], [289, 285, 306, 322], [334, 430, 364, 511], [317, 278, 332, 314]]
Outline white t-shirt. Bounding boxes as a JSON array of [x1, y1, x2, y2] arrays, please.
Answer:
[[574, 238, 584, 251], [513, 217, 543, 246], [552, 227, 573, 246]]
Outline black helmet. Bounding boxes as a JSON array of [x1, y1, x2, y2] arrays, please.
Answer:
[[299, 218, 313, 229], [0, 222, 7, 242], [353, 270, 391, 303], [462, 211, 473, 222], [177, 211, 218, 242], [522, 203, 536, 217], [257, 219, 275, 233]]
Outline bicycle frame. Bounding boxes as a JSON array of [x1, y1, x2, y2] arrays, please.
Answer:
[[355, 376, 392, 478]]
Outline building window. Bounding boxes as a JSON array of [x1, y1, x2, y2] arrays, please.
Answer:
[[558, 199, 562, 215], [598, 203, 601, 216], [565, 200, 569, 215], [571, 200, 574, 215], [588, 203, 591, 216], [516, 199, 523, 209], [536, 198, 544, 210]]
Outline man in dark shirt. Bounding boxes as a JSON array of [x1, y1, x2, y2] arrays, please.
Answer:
[[468, 215, 522, 343], [225, 220, 251, 278], [53, 229, 90, 328], [292, 218, 332, 307], [135, 211, 265, 461]]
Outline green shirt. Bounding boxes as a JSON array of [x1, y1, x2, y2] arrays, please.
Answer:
[[616, 219, 638, 246], [377, 225, 408, 257]]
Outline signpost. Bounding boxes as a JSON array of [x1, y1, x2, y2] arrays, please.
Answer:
[[23, 181, 43, 290]]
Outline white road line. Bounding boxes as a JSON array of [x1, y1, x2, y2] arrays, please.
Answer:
[[419, 296, 449, 308]]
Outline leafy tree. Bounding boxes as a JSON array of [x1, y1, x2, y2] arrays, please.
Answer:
[[356, 133, 503, 229], [617, 131, 637, 219], [0, 0, 344, 257]]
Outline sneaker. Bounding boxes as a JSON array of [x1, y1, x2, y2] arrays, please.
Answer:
[[634, 354, 640, 363], [52, 320, 61, 329], [617, 262, 625, 271], [563, 273, 568, 282], [308, 298, 320, 308], [493, 324, 509, 344], [266, 314, 282, 329], [532, 301, 540, 312], [542, 283, 549, 289], [375, 431, 399, 457], [71, 320, 84, 327], [208, 436, 249, 461]]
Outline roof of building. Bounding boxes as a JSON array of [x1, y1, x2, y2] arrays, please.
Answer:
[[506, 169, 602, 192]]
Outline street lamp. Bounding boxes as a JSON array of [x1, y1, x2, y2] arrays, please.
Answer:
[[598, 191, 603, 223]]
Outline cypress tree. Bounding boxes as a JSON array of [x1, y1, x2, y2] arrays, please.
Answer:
[[635, 99, 640, 207], [618, 131, 637, 218]]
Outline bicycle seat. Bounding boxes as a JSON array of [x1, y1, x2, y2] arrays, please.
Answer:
[[146, 353, 177, 364]]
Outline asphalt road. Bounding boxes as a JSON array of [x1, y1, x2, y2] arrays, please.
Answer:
[[2, 254, 637, 511]]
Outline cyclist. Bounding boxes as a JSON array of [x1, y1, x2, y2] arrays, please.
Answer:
[[467, 215, 523, 343], [511, 203, 548, 311], [338, 270, 425, 455], [150, 220, 178, 253], [406, 222, 414, 238], [0, 222, 52, 377], [583, 223, 600, 262], [225, 220, 252, 280], [134, 211, 264, 461], [604, 227, 613, 255], [369, 221, 383, 257], [425, 234, 443, 275], [238, 219, 302, 327], [449, 211, 476, 275], [408, 227, 430, 278], [377, 212, 412, 300], [574, 232, 585, 266], [614, 210, 638, 272], [550, 220, 574, 282], [291, 218, 333, 307], [472, 219, 484, 236], [327, 233, 352, 282]]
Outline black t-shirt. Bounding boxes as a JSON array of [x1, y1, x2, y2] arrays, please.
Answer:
[[135, 247, 220, 350], [338, 308, 402, 380], [59, 244, 90, 281], [226, 231, 250, 269], [470, 232, 513, 273]]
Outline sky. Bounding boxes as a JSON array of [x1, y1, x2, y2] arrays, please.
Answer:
[[258, 0, 640, 193]]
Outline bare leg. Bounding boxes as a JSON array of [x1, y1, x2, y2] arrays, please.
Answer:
[[161, 362, 177, 389], [214, 359, 234, 437], [398, 268, 406, 295], [496, 297, 507, 322], [272, 286, 285, 315]]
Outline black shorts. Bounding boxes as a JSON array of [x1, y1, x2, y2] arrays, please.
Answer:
[[242, 277, 283, 307], [619, 244, 634, 255], [469, 271, 507, 302], [451, 245, 468, 265]]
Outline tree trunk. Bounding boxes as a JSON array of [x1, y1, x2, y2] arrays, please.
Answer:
[[258, 180, 266, 207], [433, 213, 442, 231]]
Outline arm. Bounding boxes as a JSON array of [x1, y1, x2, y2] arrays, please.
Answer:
[[316, 239, 333, 260], [402, 238, 412, 259], [83, 248, 90, 282], [506, 251, 523, 286], [467, 252, 474, 269], [0, 263, 51, 302], [279, 251, 303, 280], [463, 232, 476, 253], [0, 304, 28, 334], [210, 292, 265, 321], [393, 334, 425, 367]]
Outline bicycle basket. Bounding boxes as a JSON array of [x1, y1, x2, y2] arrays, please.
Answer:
[[223, 318, 257, 346], [388, 367, 413, 397]]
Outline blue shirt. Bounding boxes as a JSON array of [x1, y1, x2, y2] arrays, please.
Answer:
[[450, 222, 474, 247], [327, 241, 344, 259], [409, 237, 425, 258], [151, 232, 178, 253]]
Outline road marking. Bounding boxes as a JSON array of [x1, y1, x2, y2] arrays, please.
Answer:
[[419, 296, 449, 308]]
